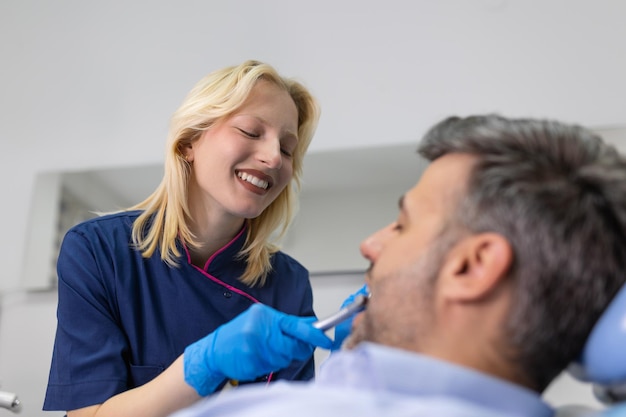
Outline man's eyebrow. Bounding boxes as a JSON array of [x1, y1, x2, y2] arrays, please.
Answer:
[[398, 195, 405, 212]]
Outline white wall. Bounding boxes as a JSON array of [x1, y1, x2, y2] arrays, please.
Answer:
[[1, 1, 626, 415], [0, 291, 63, 417]]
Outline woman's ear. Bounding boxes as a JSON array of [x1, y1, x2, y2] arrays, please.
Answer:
[[179, 143, 194, 163], [439, 233, 512, 301]]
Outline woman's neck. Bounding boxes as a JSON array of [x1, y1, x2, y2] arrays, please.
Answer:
[[185, 208, 245, 268]]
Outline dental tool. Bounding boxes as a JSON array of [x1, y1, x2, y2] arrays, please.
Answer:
[[313, 293, 370, 331]]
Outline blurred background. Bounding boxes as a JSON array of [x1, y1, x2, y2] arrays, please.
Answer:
[[0, 1, 625, 415]]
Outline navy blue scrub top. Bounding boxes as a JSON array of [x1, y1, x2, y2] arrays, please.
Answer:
[[43, 211, 317, 411]]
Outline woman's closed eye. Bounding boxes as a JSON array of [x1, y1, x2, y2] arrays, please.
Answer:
[[237, 127, 260, 138], [236, 125, 295, 157], [280, 146, 293, 157]]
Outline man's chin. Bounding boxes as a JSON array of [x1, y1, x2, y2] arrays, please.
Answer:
[[343, 312, 367, 350]]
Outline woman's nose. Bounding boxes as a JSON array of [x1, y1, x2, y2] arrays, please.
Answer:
[[258, 138, 282, 169]]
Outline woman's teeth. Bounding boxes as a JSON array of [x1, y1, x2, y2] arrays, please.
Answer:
[[237, 172, 269, 189]]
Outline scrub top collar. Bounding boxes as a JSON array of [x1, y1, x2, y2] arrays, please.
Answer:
[[180, 223, 248, 273]]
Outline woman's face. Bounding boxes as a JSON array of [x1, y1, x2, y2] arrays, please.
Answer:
[[185, 80, 299, 221]]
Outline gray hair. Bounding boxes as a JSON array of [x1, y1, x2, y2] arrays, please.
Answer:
[[419, 114, 626, 390]]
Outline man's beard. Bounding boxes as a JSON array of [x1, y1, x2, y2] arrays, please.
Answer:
[[341, 231, 457, 351]]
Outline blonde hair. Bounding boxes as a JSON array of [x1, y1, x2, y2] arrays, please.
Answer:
[[129, 60, 320, 286]]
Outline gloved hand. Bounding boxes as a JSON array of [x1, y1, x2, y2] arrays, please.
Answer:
[[184, 303, 332, 396], [332, 284, 369, 351]]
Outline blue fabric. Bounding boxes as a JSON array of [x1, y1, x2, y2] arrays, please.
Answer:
[[43, 211, 316, 411], [169, 343, 554, 417]]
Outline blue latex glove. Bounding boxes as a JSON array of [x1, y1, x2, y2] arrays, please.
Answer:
[[332, 284, 369, 351], [184, 303, 332, 396]]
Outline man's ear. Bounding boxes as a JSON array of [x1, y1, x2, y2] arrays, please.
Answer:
[[439, 233, 513, 301]]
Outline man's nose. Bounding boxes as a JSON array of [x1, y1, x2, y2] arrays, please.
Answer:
[[360, 224, 393, 261]]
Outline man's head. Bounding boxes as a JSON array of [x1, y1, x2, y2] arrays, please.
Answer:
[[350, 114, 626, 392]]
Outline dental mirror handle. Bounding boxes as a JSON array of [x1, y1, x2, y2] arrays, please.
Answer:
[[313, 294, 369, 331]]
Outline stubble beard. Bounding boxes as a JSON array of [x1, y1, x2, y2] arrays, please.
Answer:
[[341, 234, 455, 352]]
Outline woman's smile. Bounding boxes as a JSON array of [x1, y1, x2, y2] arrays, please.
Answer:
[[236, 169, 273, 194]]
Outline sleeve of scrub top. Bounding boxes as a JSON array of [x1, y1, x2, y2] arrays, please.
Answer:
[[44, 229, 130, 411]]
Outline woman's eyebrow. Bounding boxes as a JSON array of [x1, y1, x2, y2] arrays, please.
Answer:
[[282, 130, 298, 142]]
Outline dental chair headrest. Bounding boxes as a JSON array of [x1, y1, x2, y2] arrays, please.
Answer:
[[569, 284, 626, 404]]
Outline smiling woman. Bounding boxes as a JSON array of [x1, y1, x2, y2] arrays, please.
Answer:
[[41, 60, 327, 417], [180, 79, 299, 254]]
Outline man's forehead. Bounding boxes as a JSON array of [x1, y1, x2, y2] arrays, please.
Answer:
[[422, 153, 475, 188], [405, 153, 475, 214]]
